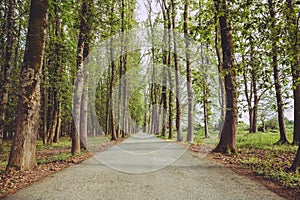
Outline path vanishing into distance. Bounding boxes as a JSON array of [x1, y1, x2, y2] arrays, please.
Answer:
[[4, 132, 284, 200]]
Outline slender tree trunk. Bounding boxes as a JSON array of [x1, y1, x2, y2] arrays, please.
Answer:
[[161, 6, 168, 137], [290, 143, 300, 171], [72, 0, 89, 154], [109, 0, 117, 140], [161, 0, 173, 139], [268, 0, 288, 144], [80, 43, 90, 149], [42, 58, 48, 145], [213, 0, 238, 154], [171, 0, 182, 142], [105, 53, 111, 135], [54, 100, 61, 143], [215, 22, 225, 132], [7, 0, 48, 170], [201, 44, 210, 139], [122, 52, 127, 137], [0, 0, 15, 152], [47, 92, 58, 144], [184, 0, 193, 143], [286, 0, 300, 144], [167, 14, 173, 140]]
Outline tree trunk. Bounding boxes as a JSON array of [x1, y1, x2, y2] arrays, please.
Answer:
[[0, 0, 15, 152], [54, 100, 61, 143], [184, 0, 193, 143], [268, 0, 288, 144], [290, 143, 300, 171], [42, 58, 48, 145], [105, 54, 111, 135], [7, 0, 48, 170], [161, 5, 168, 138], [171, 0, 182, 142], [47, 92, 58, 144], [202, 44, 210, 139], [213, 0, 238, 154], [109, 0, 117, 140], [215, 22, 225, 132], [72, 0, 89, 154], [80, 41, 90, 149], [286, 0, 300, 144]]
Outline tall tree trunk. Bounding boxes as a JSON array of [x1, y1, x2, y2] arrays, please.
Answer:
[[184, 0, 193, 143], [213, 0, 238, 154], [286, 0, 300, 144], [171, 0, 182, 142], [42, 58, 48, 145], [268, 0, 288, 144], [7, 0, 48, 170], [201, 44, 210, 139], [122, 49, 128, 137], [109, 0, 117, 140], [290, 143, 300, 171], [160, 2, 168, 137], [47, 91, 58, 144], [0, 0, 15, 152], [105, 53, 111, 135], [72, 0, 89, 154], [215, 22, 225, 132], [54, 100, 61, 143]]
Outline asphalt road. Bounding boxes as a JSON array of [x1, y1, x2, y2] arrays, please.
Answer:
[[4, 132, 284, 200]]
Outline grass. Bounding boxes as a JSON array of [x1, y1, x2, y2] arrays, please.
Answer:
[[0, 135, 110, 170], [192, 123, 300, 192]]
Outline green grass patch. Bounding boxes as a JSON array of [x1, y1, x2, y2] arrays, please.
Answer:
[[192, 123, 299, 191]]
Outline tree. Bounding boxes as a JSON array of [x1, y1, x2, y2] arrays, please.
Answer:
[[184, 0, 194, 143], [267, 0, 288, 144], [290, 143, 300, 171], [72, 0, 92, 154], [109, 0, 117, 140], [6, 0, 48, 170], [286, 0, 300, 144], [213, 0, 238, 153], [171, 0, 183, 142]]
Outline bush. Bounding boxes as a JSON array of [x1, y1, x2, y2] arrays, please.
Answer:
[[265, 117, 278, 130]]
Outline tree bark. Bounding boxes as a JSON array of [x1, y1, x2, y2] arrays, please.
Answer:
[[7, 0, 48, 170], [290, 143, 300, 171], [268, 0, 288, 144], [171, 0, 182, 142], [54, 100, 61, 143], [215, 22, 225, 132], [80, 41, 90, 149], [42, 58, 48, 145], [160, 2, 168, 138], [213, 0, 238, 154], [201, 44, 210, 139], [184, 0, 193, 143], [109, 0, 117, 140], [72, 0, 89, 154], [286, 0, 300, 144]]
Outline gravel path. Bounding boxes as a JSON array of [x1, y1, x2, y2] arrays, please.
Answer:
[[4, 133, 284, 200]]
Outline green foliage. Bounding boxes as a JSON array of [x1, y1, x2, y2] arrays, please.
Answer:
[[128, 89, 144, 127]]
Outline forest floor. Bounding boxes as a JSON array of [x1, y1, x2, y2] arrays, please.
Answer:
[[190, 126, 300, 199], [1, 132, 294, 200], [190, 144, 300, 200]]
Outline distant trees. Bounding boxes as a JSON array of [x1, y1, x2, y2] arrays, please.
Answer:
[[0, 0, 15, 152]]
